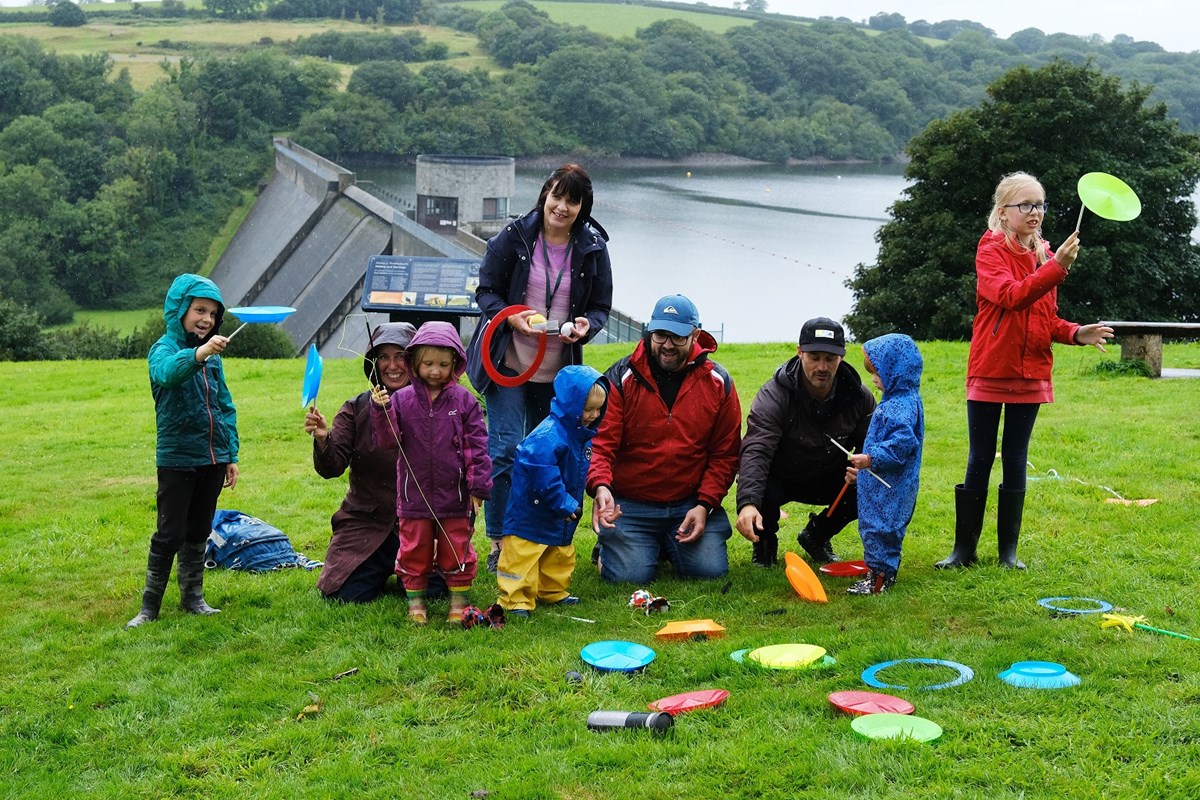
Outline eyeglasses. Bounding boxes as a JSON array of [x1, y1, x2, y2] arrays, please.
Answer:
[[650, 330, 691, 347], [1003, 202, 1050, 214]]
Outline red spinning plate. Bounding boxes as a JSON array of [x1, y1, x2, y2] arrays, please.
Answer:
[[820, 560, 870, 577], [828, 690, 915, 716], [648, 689, 730, 715]]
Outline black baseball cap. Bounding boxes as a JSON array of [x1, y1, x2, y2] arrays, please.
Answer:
[[798, 317, 846, 356]]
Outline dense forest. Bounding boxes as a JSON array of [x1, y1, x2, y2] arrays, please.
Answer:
[[2, 0, 1200, 354], [291, 0, 1200, 161]]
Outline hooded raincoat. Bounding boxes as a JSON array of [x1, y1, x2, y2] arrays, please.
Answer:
[[371, 321, 492, 519], [504, 365, 608, 547], [857, 334, 925, 576], [312, 322, 416, 598], [148, 274, 238, 468]]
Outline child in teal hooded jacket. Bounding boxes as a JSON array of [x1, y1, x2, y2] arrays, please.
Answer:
[[127, 274, 239, 628], [846, 333, 924, 595]]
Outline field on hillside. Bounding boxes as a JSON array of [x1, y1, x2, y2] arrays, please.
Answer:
[[455, 0, 754, 37], [3, 340, 1199, 798], [0, 17, 489, 89]]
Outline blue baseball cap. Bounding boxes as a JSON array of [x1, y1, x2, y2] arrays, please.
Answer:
[[648, 294, 700, 336]]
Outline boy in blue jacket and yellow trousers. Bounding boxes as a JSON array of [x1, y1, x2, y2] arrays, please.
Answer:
[[496, 365, 608, 618]]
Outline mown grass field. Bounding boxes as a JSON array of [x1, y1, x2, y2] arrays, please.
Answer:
[[455, 0, 754, 37], [0, 15, 490, 89], [2, 339, 1199, 798]]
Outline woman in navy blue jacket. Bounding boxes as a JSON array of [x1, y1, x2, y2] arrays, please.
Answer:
[[466, 163, 613, 573]]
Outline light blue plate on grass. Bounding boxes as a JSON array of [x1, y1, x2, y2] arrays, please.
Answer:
[[581, 640, 656, 673]]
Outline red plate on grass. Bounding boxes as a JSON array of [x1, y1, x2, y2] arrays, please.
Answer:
[[648, 689, 730, 715], [828, 690, 915, 717], [820, 560, 869, 577]]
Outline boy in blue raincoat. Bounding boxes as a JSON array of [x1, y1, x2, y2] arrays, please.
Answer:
[[845, 334, 924, 595], [496, 365, 608, 617]]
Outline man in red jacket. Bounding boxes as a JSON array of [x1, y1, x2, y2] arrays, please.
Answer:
[[587, 294, 745, 583]]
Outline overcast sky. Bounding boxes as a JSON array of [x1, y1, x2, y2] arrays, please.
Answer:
[[753, 0, 1200, 53]]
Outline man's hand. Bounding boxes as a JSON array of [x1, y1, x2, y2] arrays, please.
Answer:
[[591, 486, 622, 530], [735, 504, 762, 543], [676, 504, 709, 544]]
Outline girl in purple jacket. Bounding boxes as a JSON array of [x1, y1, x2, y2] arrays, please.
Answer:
[[371, 322, 492, 625]]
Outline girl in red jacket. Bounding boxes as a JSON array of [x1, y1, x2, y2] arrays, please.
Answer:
[[936, 172, 1112, 570]]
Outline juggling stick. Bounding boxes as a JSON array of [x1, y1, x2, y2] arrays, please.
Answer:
[[827, 436, 891, 488], [1100, 613, 1200, 642], [827, 481, 850, 518]]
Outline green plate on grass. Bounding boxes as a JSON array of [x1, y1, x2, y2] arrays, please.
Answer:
[[851, 712, 942, 743], [748, 643, 826, 669]]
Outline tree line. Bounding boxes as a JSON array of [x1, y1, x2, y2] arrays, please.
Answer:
[[0, 36, 342, 326], [288, 0, 1200, 160], [2, 1, 1199, 355]]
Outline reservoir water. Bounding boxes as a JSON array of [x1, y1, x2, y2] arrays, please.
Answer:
[[355, 162, 1200, 344]]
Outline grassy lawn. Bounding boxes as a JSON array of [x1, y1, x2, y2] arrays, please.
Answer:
[[62, 308, 159, 334], [2, 340, 1199, 798]]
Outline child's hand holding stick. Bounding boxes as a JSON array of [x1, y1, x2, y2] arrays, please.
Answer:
[[828, 436, 891, 488]]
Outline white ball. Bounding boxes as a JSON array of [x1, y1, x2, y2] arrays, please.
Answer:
[[560, 322, 575, 337]]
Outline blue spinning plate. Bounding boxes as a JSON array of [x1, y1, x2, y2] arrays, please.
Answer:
[[581, 640, 656, 673], [229, 306, 296, 323], [301, 343, 323, 408]]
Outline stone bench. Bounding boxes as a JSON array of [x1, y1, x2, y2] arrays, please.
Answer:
[[1099, 321, 1200, 377]]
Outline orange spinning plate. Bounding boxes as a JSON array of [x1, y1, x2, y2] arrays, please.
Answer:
[[655, 619, 726, 641], [784, 553, 827, 603]]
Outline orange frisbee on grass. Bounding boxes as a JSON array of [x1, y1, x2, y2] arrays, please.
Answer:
[[784, 552, 827, 603], [655, 619, 726, 641]]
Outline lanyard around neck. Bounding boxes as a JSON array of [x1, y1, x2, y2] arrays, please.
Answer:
[[540, 234, 570, 311]]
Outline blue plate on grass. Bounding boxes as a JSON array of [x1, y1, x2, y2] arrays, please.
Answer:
[[581, 640, 656, 673], [998, 661, 1080, 689], [229, 306, 297, 324], [301, 343, 323, 408]]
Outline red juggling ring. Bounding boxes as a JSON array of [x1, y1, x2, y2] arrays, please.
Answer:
[[481, 304, 548, 388]]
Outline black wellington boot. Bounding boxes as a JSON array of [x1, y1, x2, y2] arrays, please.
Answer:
[[178, 540, 221, 615], [751, 530, 779, 567], [935, 484, 987, 569], [997, 485, 1026, 569], [797, 513, 840, 564], [126, 547, 174, 628]]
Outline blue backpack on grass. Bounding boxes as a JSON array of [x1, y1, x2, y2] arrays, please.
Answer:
[[205, 510, 323, 572]]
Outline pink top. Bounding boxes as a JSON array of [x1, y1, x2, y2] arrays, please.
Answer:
[[505, 234, 573, 382], [966, 376, 1053, 404]]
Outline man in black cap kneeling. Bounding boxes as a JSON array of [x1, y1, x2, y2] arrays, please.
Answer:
[[735, 317, 876, 566]]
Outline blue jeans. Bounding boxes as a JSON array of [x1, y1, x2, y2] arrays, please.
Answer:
[[596, 497, 732, 584], [483, 381, 554, 540]]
